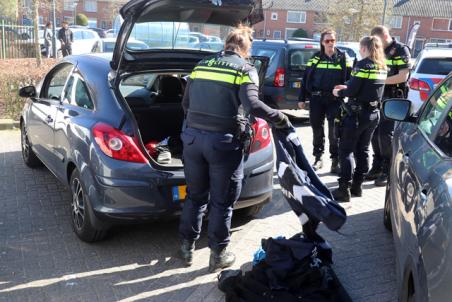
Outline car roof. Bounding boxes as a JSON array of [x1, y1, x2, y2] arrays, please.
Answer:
[[418, 48, 452, 58]]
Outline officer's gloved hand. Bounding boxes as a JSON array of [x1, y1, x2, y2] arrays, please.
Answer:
[[274, 114, 293, 130]]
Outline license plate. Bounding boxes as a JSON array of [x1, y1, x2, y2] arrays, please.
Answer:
[[292, 82, 301, 88], [172, 185, 187, 201]]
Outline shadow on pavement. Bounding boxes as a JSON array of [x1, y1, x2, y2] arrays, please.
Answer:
[[0, 149, 396, 302]]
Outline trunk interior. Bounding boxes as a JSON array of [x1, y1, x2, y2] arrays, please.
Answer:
[[119, 72, 189, 167]]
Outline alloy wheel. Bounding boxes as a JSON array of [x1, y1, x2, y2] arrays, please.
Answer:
[[71, 178, 85, 231], [21, 126, 30, 160]]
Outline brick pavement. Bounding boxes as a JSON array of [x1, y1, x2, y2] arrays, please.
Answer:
[[0, 124, 396, 302]]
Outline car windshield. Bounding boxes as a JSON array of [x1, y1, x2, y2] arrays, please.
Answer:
[[126, 22, 231, 51], [418, 58, 452, 75]]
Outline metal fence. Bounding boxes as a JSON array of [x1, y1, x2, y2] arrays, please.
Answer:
[[0, 19, 37, 59]]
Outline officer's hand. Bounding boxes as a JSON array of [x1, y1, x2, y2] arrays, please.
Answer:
[[334, 85, 347, 90], [298, 102, 305, 109], [274, 114, 292, 130]]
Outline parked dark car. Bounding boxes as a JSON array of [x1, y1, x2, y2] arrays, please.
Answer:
[[19, 0, 273, 243], [251, 39, 320, 110], [383, 73, 452, 302], [89, 27, 107, 38]]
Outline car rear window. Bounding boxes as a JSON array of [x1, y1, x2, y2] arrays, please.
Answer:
[[417, 58, 452, 75], [290, 49, 318, 71], [251, 47, 279, 70]]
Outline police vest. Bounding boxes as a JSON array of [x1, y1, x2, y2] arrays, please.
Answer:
[[186, 52, 255, 133]]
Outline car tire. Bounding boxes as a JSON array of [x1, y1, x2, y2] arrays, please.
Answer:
[[70, 169, 108, 242], [21, 123, 42, 168], [383, 182, 393, 232]]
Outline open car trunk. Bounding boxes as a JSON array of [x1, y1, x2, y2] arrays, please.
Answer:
[[119, 72, 188, 167]]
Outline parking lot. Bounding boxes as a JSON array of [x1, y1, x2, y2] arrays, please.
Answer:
[[0, 123, 397, 302]]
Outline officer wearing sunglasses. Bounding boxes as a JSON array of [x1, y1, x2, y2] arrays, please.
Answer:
[[298, 29, 353, 174]]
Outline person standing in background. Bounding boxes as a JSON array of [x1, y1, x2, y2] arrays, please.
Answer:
[[44, 22, 53, 58], [58, 22, 73, 57], [298, 29, 353, 173], [366, 26, 411, 187]]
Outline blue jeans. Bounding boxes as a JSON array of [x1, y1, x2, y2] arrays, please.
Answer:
[[179, 127, 244, 252]]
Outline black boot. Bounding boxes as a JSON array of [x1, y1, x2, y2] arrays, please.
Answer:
[[209, 248, 236, 273], [350, 176, 363, 197], [312, 156, 323, 171], [179, 240, 195, 266], [332, 181, 351, 203], [330, 158, 340, 174], [375, 173, 388, 187], [365, 166, 382, 180]]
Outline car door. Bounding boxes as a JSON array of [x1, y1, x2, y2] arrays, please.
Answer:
[[249, 55, 269, 99], [54, 72, 95, 180], [71, 30, 83, 54], [392, 77, 452, 299], [82, 30, 98, 53], [27, 63, 74, 171]]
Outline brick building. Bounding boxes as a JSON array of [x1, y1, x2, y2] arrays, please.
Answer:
[[390, 0, 452, 55], [253, 0, 329, 40], [20, 0, 126, 29], [253, 0, 452, 51]]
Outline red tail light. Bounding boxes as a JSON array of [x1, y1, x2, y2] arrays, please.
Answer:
[[250, 118, 272, 153], [273, 67, 285, 87], [92, 122, 148, 163], [409, 78, 431, 101]]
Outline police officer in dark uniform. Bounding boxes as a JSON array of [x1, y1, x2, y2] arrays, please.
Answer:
[[298, 29, 353, 173], [179, 25, 291, 273], [332, 36, 388, 202], [367, 26, 411, 186]]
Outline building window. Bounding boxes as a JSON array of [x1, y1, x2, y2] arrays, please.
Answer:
[[266, 29, 271, 37], [259, 29, 264, 37], [63, 0, 72, 11], [101, 20, 107, 29], [430, 38, 452, 43], [392, 35, 401, 41], [285, 28, 297, 39], [63, 16, 74, 24], [390, 15, 403, 29], [432, 18, 451, 31], [84, 0, 97, 13], [271, 12, 278, 21], [287, 11, 306, 24], [273, 30, 281, 39]]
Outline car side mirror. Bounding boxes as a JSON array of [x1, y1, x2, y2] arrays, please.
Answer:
[[382, 99, 412, 122], [18, 85, 37, 98]]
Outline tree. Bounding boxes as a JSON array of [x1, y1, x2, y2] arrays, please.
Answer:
[[33, 0, 41, 67], [0, 0, 18, 20], [292, 28, 309, 38], [325, 0, 391, 41], [76, 13, 88, 26]]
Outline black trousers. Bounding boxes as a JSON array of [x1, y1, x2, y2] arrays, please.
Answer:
[[179, 127, 244, 252], [370, 112, 395, 174], [61, 45, 72, 57], [309, 95, 341, 159], [338, 110, 380, 183]]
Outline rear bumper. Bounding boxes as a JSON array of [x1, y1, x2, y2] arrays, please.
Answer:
[[88, 144, 274, 223], [263, 86, 300, 110]]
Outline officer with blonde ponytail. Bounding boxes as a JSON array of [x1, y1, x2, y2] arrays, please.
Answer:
[[331, 36, 388, 202]]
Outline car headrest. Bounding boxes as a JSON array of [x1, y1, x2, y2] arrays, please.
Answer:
[[158, 76, 183, 99]]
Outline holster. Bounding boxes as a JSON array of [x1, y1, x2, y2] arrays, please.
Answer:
[[235, 115, 254, 156]]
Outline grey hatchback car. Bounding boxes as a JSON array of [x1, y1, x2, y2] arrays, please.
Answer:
[[383, 74, 452, 302], [18, 0, 274, 242]]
